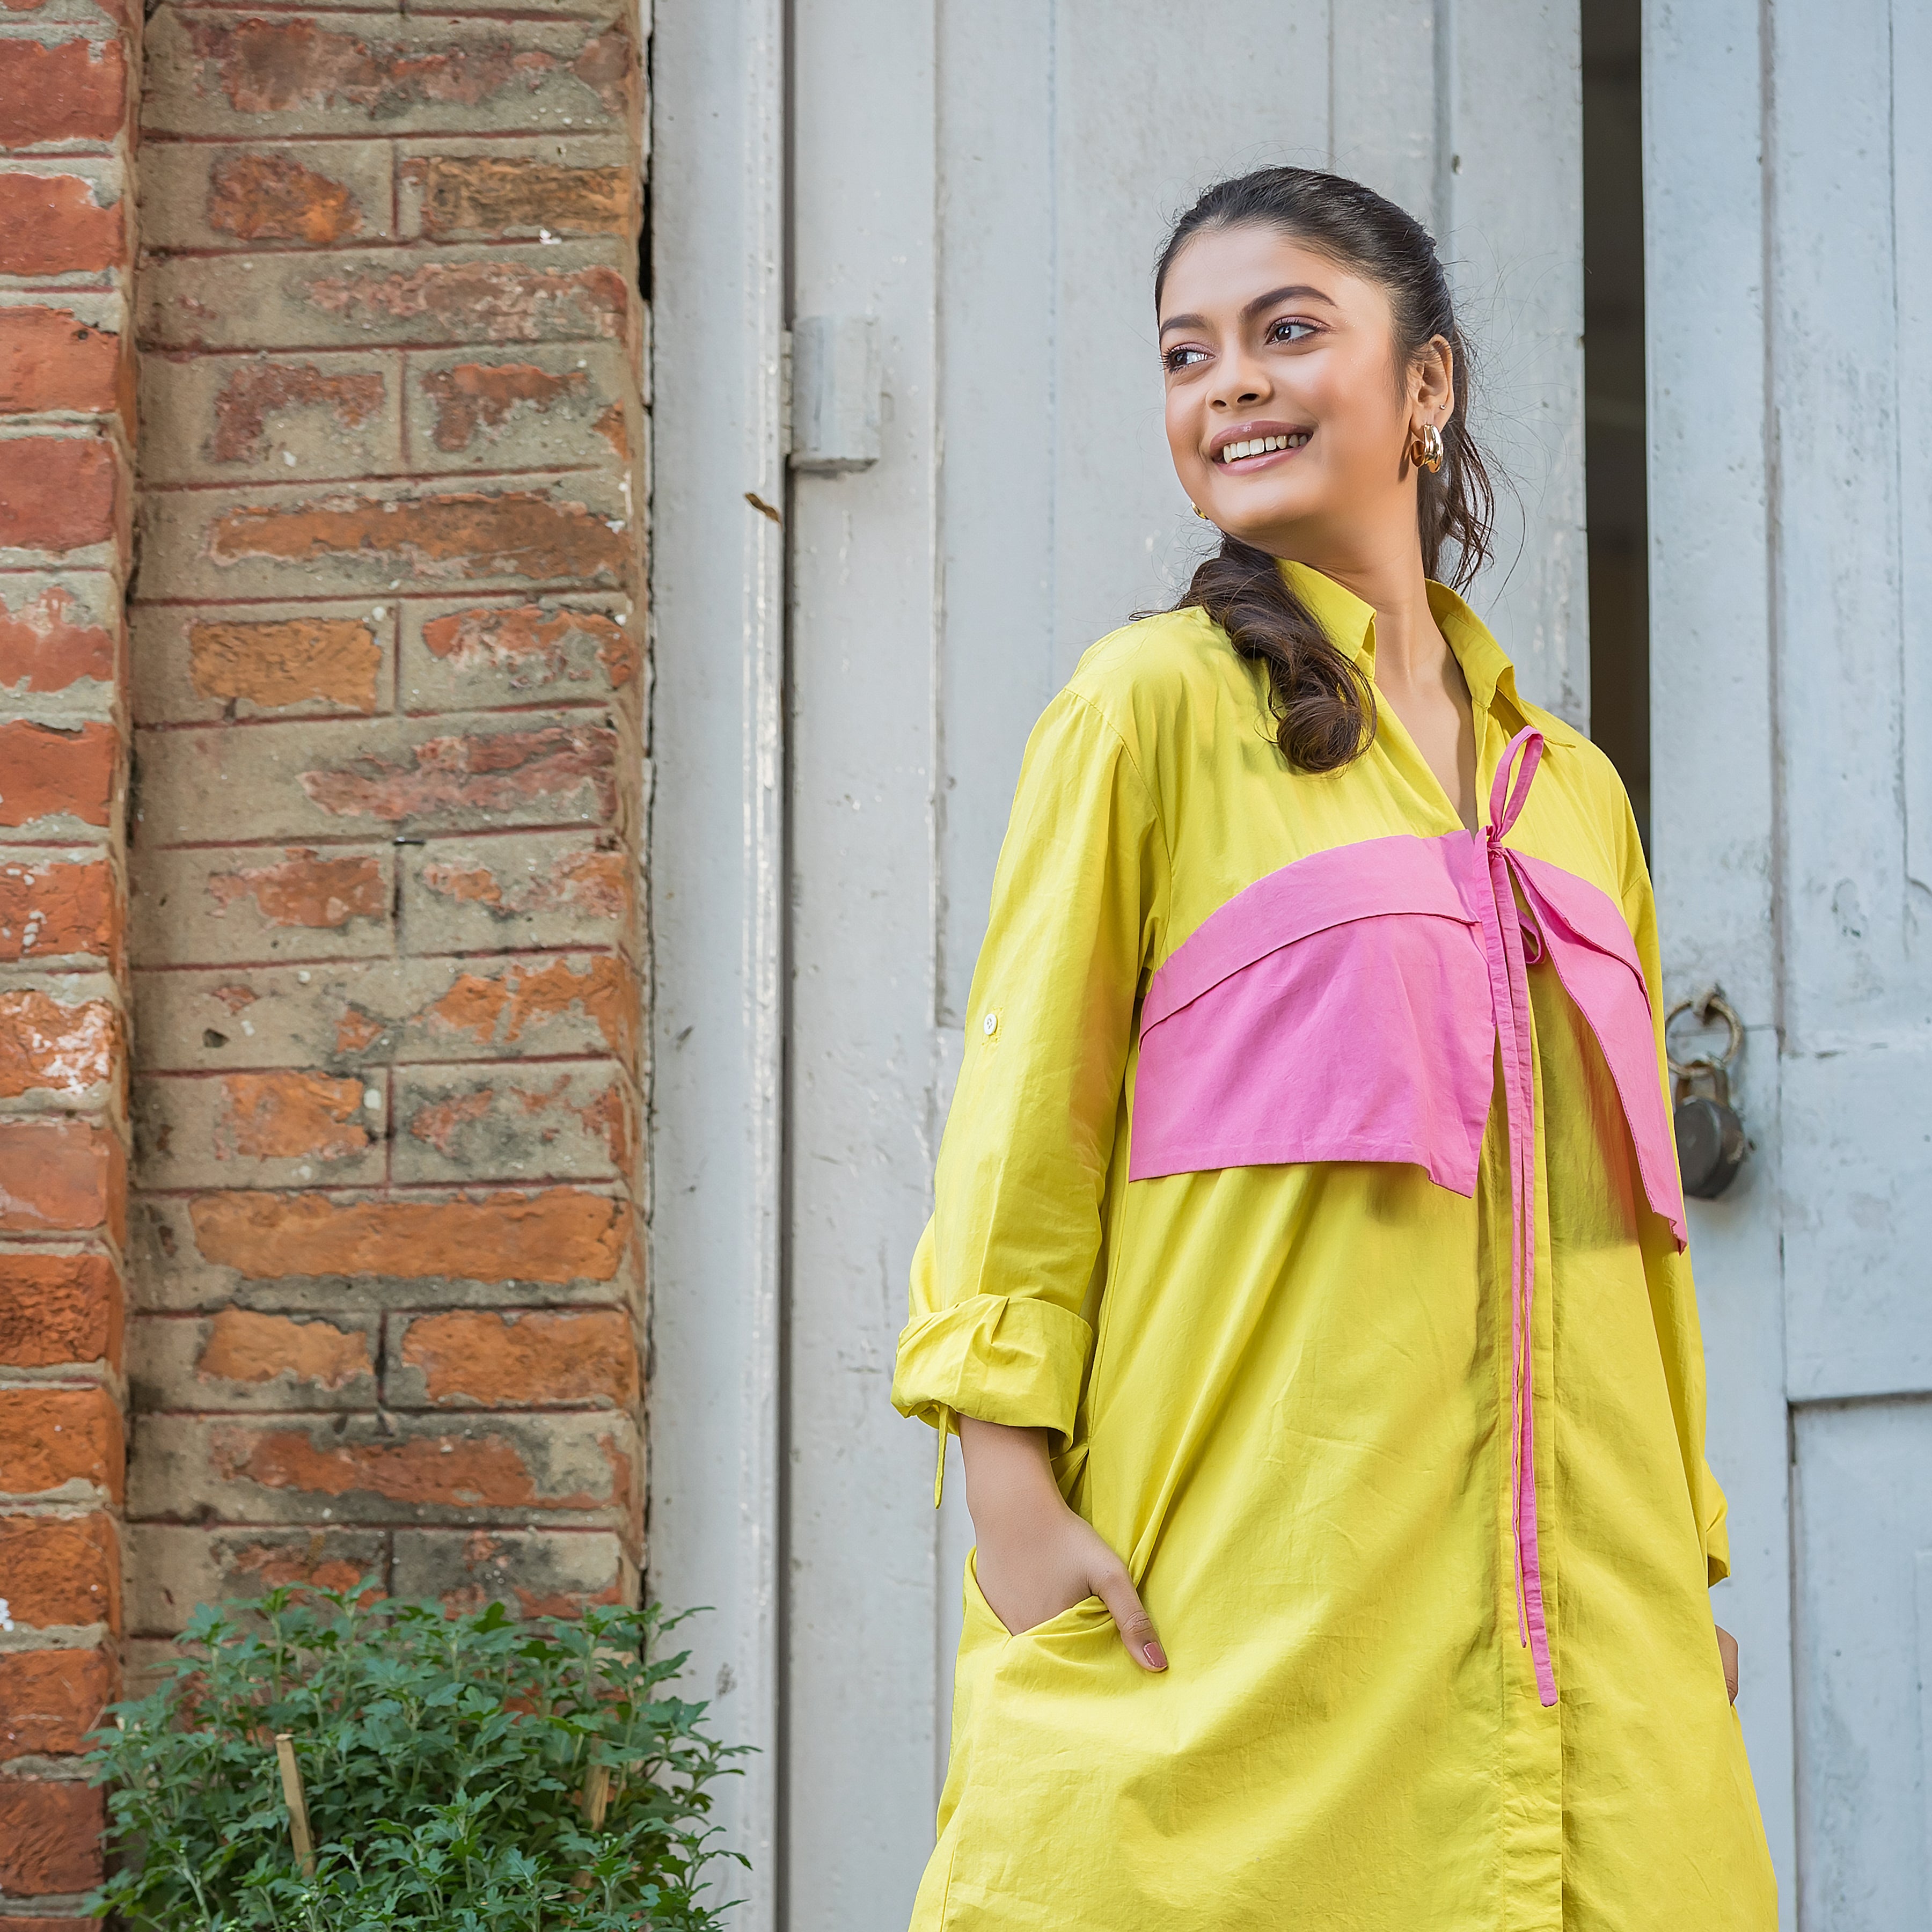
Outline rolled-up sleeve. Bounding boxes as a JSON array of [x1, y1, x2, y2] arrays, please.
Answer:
[[891, 687, 1166, 1444]]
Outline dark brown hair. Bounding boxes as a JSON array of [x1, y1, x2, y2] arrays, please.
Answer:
[[1154, 166, 1497, 772]]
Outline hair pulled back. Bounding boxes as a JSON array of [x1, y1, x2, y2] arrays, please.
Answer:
[[1155, 166, 1497, 772]]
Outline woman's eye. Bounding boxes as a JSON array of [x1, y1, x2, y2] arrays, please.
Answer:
[[1269, 318, 1318, 344], [1163, 345, 1208, 372]]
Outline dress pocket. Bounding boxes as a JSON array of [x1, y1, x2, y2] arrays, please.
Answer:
[[965, 1547, 1109, 1642]]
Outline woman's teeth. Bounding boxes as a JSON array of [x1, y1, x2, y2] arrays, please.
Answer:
[[1216, 432, 1309, 463]]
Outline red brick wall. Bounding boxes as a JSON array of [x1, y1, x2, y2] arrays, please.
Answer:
[[0, 0, 136, 1919], [122, 0, 647, 1653]]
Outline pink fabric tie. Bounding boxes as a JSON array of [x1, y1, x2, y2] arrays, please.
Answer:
[[1475, 727, 1557, 1706]]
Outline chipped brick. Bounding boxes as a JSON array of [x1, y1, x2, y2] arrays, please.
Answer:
[[0, 35, 127, 150], [188, 1187, 627, 1283], [0, 1647, 112, 1758], [189, 617, 381, 713], [0, 1250, 120, 1367], [0, 987, 118, 1098], [393, 1308, 634, 1408], [0, 305, 121, 416], [0, 1385, 122, 1499], [206, 850, 385, 929], [0, 438, 118, 557], [0, 1512, 118, 1629], [195, 1308, 372, 1390], [0, 856, 116, 965], [0, 172, 122, 276], [218, 1070, 369, 1162], [421, 360, 584, 450], [0, 1779, 103, 1894], [0, 1117, 122, 1235], [210, 362, 386, 464], [204, 488, 630, 586], [0, 583, 115, 692], [207, 149, 363, 246], [407, 155, 631, 240]]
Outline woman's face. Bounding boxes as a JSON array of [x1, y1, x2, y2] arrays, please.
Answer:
[[1158, 222, 1450, 559]]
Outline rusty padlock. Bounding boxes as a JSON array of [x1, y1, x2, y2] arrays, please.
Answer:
[[1666, 989, 1748, 1200]]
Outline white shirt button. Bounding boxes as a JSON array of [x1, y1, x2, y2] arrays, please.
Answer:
[[983, 1012, 998, 1037]]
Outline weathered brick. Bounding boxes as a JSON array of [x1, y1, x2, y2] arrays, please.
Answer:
[[137, 138, 394, 252], [0, 1117, 122, 1236], [0, 578, 118, 704], [125, 1523, 386, 1637], [392, 1062, 629, 1184], [0, 1778, 103, 1894], [132, 601, 394, 723], [0, 301, 122, 417], [0, 1914, 98, 1932], [0, 1250, 119, 1367], [133, 1067, 384, 1188], [139, 242, 631, 350], [0, 165, 122, 276], [140, 349, 400, 485], [184, 1185, 628, 1284], [401, 831, 633, 954], [0, 720, 115, 829], [133, 953, 637, 1074], [386, 1307, 635, 1409], [399, 138, 634, 242], [128, 1307, 379, 1414], [0, 984, 119, 1106], [128, 845, 393, 965], [0, 436, 120, 564], [143, 12, 633, 138], [132, 1192, 636, 1322], [139, 712, 620, 841], [138, 473, 633, 599], [0, 1513, 117, 1631], [390, 1525, 629, 1619], [0, 1647, 112, 1758], [0, 1385, 122, 1501], [0, 34, 127, 150], [400, 595, 637, 713], [0, 854, 116, 966], [405, 341, 635, 475], [131, 1409, 639, 1531]]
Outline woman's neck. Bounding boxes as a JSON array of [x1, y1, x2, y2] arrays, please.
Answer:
[[1300, 546, 1448, 694]]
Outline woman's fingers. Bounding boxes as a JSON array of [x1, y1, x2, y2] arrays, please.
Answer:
[[1094, 1565, 1168, 1672], [1715, 1623, 1740, 1704]]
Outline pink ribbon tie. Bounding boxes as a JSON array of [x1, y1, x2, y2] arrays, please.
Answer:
[[1475, 726, 1558, 1708]]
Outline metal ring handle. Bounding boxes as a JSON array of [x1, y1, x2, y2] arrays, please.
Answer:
[[1665, 987, 1744, 1081]]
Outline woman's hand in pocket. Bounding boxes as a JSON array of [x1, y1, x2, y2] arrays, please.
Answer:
[[958, 1416, 1167, 1671]]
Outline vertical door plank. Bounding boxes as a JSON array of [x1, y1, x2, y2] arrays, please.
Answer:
[[786, 2, 945, 1924], [1791, 1403, 1932, 1926], [1443, 0, 1588, 722], [646, 3, 788, 1927], [1643, 0, 1793, 1915]]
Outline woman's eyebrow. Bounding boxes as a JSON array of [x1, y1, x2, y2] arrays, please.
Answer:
[[1158, 284, 1338, 339]]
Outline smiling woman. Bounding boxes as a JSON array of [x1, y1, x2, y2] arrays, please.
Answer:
[[890, 164, 1777, 1931]]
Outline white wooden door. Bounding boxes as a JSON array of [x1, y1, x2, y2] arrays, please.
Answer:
[[1648, 1, 1932, 1924], [652, 5, 1587, 1928]]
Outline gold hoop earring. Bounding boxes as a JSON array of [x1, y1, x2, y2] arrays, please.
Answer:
[[1192, 503, 1211, 519], [1409, 422, 1445, 474]]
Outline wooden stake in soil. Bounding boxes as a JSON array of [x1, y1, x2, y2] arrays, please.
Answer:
[[582, 1761, 612, 1829], [274, 1732, 317, 1877]]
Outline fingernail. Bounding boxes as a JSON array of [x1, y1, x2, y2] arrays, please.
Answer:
[[1143, 1641, 1168, 1671]]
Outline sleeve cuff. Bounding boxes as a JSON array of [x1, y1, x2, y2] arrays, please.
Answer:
[[891, 1294, 1093, 1439]]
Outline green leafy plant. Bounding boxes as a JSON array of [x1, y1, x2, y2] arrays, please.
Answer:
[[86, 1582, 747, 1931]]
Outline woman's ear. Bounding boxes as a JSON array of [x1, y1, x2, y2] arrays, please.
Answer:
[[1415, 335, 1455, 426]]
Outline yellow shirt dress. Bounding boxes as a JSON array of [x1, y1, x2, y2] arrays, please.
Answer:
[[891, 563, 1778, 1930]]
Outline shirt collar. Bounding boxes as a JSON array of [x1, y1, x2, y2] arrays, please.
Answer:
[[1276, 558, 1580, 748]]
